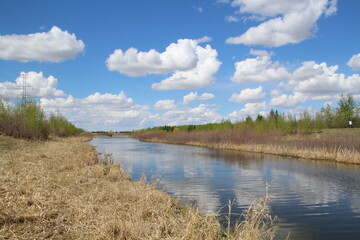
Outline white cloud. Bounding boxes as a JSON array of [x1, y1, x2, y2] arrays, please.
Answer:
[[106, 39, 198, 76], [270, 92, 307, 108], [145, 104, 223, 126], [286, 61, 360, 97], [249, 49, 272, 56], [183, 92, 215, 105], [229, 86, 266, 103], [292, 61, 325, 80], [194, 6, 204, 13], [107, 39, 221, 90], [271, 89, 282, 96], [83, 91, 133, 108], [226, 0, 337, 47], [40, 92, 149, 131], [0, 71, 66, 99], [323, 101, 333, 107], [0, 26, 85, 62], [229, 102, 267, 120], [226, 16, 239, 22], [152, 45, 221, 90], [154, 99, 176, 111], [196, 36, 212, 43], [216, 0, 230, 3], [347, 53, 360, 70], [231, 55, 290, 83]]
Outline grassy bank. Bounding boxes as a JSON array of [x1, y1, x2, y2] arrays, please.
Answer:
[[133, 128, 360, 164], [0, 136, 277, 239]]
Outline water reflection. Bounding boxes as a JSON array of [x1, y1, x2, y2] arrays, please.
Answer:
[[90, 137, 360, 240]]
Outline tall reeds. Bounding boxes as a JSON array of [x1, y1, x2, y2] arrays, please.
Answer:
[[133, 127, 360, 164]]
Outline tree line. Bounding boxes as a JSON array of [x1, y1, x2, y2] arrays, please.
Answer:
[[141, 94, 360, 135], [0, 98, 83, 140]]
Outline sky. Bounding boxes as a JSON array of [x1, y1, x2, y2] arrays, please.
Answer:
[[0, 0, 360, 131]]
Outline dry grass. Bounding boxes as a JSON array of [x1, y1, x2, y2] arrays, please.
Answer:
[[0, 136, 277, 239], [133, 128, 360, 164]]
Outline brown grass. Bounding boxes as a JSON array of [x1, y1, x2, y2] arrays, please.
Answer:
[[133, 128, 360, 164], [0, 135, 277, 239]]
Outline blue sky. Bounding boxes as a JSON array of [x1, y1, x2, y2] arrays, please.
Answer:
[[1, 0, 360, 131]]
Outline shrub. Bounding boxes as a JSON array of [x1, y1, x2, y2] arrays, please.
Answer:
[[0, 99, 82, 140], [49, 114, 83, 137]]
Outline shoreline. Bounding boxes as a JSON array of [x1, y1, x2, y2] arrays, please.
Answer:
[[133, 136, 360, 165], [0, 135, 277, 239]]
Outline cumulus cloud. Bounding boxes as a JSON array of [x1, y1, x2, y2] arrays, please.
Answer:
[[152, 45, 221, 90], [83, 91, 134, 108], [39, 91, 224, 131], [106, 39, 198, 76], [229, 86, 266, 103], [154, 99, 176, 111], [40, 91, 149, 131], [285, 61, 360, 97], [270, 92, 307, 108], [0, 71, 66, 99], [231, 55, 290, 83], [107, 39, 221, 90], [347, 53, 360, 70], [183, 92, 215, 105], [145, 104, 223, 126], [226, 0, 337, 47], [0, 26, 85, 62], [229, 102, 267, 120]]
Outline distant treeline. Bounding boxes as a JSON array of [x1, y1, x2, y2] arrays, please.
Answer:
[[140, 94, 360, 135], [0, 98, 84, 140]]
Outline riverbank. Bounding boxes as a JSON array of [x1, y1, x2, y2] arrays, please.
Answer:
[[0, 135, 277, 239], [133, 128, 360, 164]]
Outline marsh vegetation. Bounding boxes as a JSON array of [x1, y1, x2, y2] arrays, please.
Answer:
[[134, 94, 360, 164], [0, 136, 277, 239]]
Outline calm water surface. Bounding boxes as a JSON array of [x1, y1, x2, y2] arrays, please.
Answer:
[[90, 137, 360, 240]]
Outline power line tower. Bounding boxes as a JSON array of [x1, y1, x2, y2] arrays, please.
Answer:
[[20, 73, 31, 102], [21, 73, 27, 100]]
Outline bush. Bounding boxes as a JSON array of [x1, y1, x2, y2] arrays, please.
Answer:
[[0, 99, 82, 140], [0, 99, 49, 139], [49, 114, 83, 137]]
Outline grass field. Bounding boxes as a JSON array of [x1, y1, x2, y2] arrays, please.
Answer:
[[0, 135, 277, 239]]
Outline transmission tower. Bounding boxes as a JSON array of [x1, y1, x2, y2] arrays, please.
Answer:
[[20, 73, 31, 101], [21, 73, 27, 100]]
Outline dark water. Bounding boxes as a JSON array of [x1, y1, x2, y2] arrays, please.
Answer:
[[90, 137, 360, 240]]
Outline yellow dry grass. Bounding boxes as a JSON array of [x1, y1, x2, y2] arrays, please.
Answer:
[[0, 136, 277, 240], [167, 141, 360, 165]]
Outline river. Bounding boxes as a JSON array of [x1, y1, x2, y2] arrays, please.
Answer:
[[90, 137, 360, 240]]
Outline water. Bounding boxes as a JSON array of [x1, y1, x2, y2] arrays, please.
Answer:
[[90, 137, 360, 239]]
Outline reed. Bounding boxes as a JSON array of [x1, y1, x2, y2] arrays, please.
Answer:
[[133, 128, 360, 164]]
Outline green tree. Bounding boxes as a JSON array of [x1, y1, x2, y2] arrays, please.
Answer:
[[298, 109, 313, 134], [336, 94, 358, 127], [320, 103, 334, 128], [245, 116, 253, 127], [255, 114, 266, 131]]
